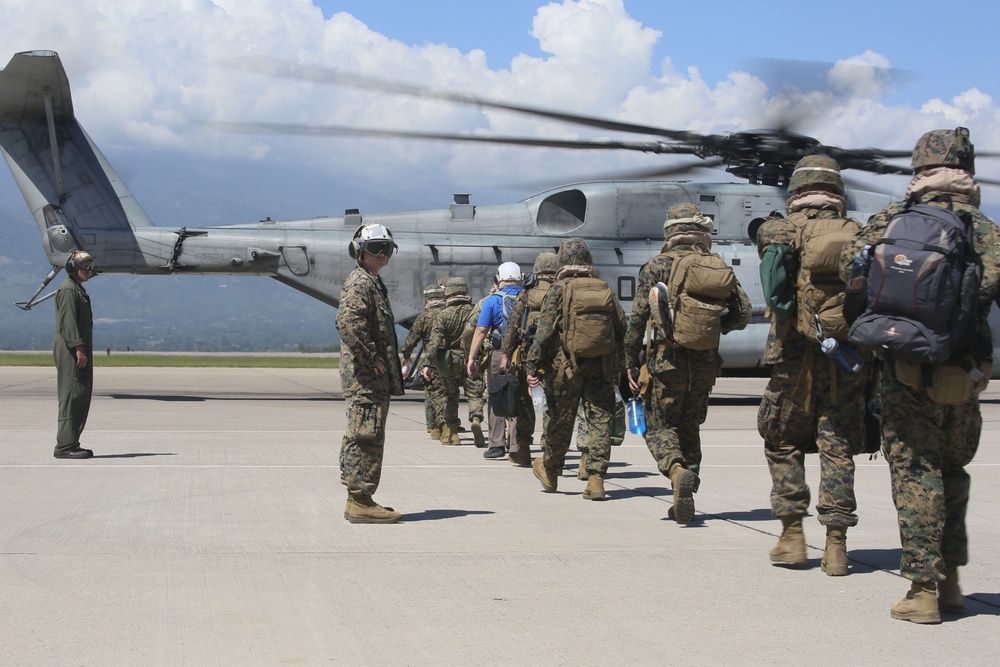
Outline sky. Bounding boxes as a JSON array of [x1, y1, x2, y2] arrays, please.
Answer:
[[2, 0, 998, 213]]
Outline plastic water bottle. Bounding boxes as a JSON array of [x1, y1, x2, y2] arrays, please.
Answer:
[[820, 338, 862, 374], [531, 385, 547, 411], [626, 398, 646, 435]]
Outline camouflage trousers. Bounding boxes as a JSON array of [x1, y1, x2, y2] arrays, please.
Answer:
[[464, 373, 485, 421], [757, 353, 865, 526], [435, 371, 463, 429], [423, 373, 445, 430], [541, 360, 614, 476], [880, 374, 981, 583], [340, 391, 390, 499], [642, 348, 718, 478]]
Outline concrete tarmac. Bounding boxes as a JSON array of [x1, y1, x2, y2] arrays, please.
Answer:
[[0, 366, 998, 665]]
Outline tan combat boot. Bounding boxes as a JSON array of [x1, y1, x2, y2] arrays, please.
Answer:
[[509, 445, 531, 466], [668, 463, 698, 524], [429, 427, 442, 440], [439, 424, 452, 445], [891, 581, 941, 624], [532, 456, 558, 492], [471, 416, 486, 448], [344, 495, 402, 524], [448, 424, 462, 446], [578, 454, 590, 480], [583, 473, 606, 501], [821, 526, 849, 576], [938, 567, 965, 611], [770, 516, 807, 565]]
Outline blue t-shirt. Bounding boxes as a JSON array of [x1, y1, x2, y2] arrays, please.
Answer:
[[477, 286, 522, 341]]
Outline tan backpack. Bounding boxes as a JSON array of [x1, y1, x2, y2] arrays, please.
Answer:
[[790, 212, 859, 341], [665, 249, 736, 350], [561, 276, 616, 364]]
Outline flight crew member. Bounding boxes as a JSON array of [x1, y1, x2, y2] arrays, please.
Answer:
[[336, 224, 405, 524], [423, 277, 474, 445], [840, 128, 1000, 623], [53, 250, 97, 459], [466, 262, 524, 460], [526, 238, 626, 501], [499, 252, 559, 466], [625, 204, 751, 523], [401, 283, 448, 439], [756, 155, 867, 573]]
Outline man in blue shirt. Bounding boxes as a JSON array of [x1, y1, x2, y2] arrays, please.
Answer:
[[466, 262, 524, 460]]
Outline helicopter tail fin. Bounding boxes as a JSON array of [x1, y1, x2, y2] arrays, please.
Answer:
[[0, 50, 154, 265]]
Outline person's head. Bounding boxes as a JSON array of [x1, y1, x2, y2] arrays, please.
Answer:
[[532, 252, 559, 276], [348, 223, 397, 273], [65, 250, 95, 282], [423, 283, 445, 304], [443, 276, 469, 298], [494, 261, 523, 287], [663, 203, 713, 240], [557, 237, 593, 267], [788, 154, 845, 197], [912, 127, 975, 175]]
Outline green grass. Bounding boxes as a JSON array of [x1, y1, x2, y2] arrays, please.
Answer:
[[0, 352, 339, 369]]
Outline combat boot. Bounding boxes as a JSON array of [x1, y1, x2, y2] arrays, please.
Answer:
[[668, 463, 698, 524], [770, 516, 807, 565], [429, 427, 442, 440], [532, 456, 558, 492], [344, 495, 402, 524], [578, 454, 590, 480], [938, 567, 965, 611], [508, 446, 531, 466], [448, 424, 462, 446], [471, 416, 486, 448], [583, 473, 606, 501], [891, 581, 941, 624], [821, 526, 849, 576]]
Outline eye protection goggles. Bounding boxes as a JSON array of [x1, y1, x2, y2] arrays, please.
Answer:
[[362, 240, 395, 258]]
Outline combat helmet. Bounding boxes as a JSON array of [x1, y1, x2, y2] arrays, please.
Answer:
[[557, 237, 593, 267], [443, 276, 469, 297], [663, 203, 714, 237], [423, 283, 445, 301], [788, 154, 845, 196], [533, 252, 559, 275], [912, 127, 975, 174]]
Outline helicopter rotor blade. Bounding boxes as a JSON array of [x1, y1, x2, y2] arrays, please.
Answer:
[[503, 158, 727, 191]]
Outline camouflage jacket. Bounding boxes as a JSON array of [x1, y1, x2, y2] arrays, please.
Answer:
[[335, 266, 404, 397], [500, 277, 554, 357], [839, 190, 1000, 350], [525, 272, 626, 382], [401, 305, 442, 361], [425, 302, 474, 365], [624, 244, 751, 371]]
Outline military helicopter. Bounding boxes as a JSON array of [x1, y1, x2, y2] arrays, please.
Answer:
[[1, 50, 997, 371]]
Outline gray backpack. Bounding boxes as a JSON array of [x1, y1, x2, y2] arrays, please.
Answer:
[[848, 202, 981, 364]]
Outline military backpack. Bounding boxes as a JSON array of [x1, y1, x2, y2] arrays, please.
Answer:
[[664, 249, 736, 350], [561, 276, 616, 363], [789, 211, 859, 342]]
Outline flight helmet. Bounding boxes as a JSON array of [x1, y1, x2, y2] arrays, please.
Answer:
[[349, 224, 397, 261], [65, 250, 94, 274], [912, 127, 975, 174], [495, 261, 523, 284]]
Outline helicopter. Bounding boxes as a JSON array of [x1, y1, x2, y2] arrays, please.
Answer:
[[1, 49, 998, 372]]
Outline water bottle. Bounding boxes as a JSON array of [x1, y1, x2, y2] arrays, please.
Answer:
[[820, 338, 862, 374], [626, 397, 646, 435], [531, 385, 547, 411]]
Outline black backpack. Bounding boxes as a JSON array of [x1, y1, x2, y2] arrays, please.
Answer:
[[848, 201, 981, 364]]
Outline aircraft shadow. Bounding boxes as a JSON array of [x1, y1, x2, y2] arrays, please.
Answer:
[[710, 397, 764, 407], [706, 508, 774, 522], [612, 485, 672, 499], [403, 509, 495, 522], [109, 393, 332, 402], [90, 452, 178, 459], [842, 547, 902, 572], [961, 592, 1000, 616]]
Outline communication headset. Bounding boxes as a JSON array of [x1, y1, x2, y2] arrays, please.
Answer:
[[348, 225, 365, 260], [65, 250, 94, 273]]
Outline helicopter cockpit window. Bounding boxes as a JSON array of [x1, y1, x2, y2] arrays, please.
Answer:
[[535, 189, 587, 234]]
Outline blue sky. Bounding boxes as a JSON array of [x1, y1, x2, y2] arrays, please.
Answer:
[[1, 0, 998, 221]]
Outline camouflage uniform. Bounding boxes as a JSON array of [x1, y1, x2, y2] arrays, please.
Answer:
[[401, 286, 446, 433], [525, 239, 626, 481], [462, 297, 488, 434], [625, 205, 751, 518], [757, 207, 866, 530], [425, 281, 474, 440], [53, 274, 93, 454], [336, 265, 404, 500], [840, 155, 1000, 589]]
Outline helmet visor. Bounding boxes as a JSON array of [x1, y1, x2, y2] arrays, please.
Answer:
[[363, 240, 395, 258]]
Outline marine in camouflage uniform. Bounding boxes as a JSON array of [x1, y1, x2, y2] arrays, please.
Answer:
[[462, 295, 491, 447], [499, 252, 559, 466], [525, 238, 626, 500], [53, 250, 96, 459], [757, 155, 868, 573], [336, 224, 405, 523], [401, 284, 447, 438], [423, 278, 474, 445], [624, 204, 751, 524], [839, 128, 1000, 623]]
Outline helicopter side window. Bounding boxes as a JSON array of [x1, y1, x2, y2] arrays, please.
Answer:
[[536, 189, 587, 234], [617, 275, 635, 302]]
